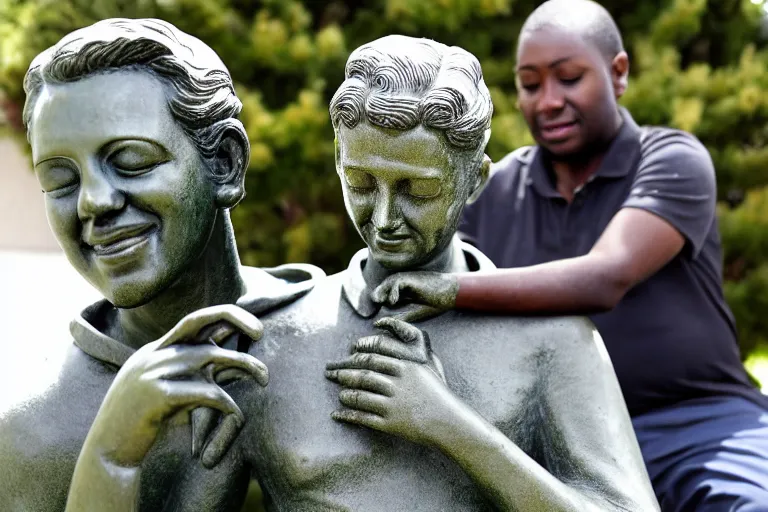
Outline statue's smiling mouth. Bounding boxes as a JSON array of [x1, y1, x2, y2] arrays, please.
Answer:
[[87, 224, 156, 258], [374, 232, 411, 251]]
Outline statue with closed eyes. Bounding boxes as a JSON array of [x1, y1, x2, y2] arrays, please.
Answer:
[[0, 18, 323, 511], [6, 20, 659, 511], [69, 34, 659, 511]]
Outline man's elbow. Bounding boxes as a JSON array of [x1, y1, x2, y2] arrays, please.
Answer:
[[593, 269, 634, 312]]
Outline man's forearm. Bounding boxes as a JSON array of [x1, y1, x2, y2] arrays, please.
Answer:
[[455, 254, 628, 314]]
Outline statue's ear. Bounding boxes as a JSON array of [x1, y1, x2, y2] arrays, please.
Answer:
[[213, 128, 249, 209], [467, 154, 491, 204], [334, 136, 343, 176]]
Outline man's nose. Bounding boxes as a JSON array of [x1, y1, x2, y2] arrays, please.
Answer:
[[536, 80, 565, 115], [76, 161, 125, 222]]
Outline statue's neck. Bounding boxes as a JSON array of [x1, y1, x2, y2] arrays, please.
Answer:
[[110, 212, 246, 349], [362, 237, 468, 291]]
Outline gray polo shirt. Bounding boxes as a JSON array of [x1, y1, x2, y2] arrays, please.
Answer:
[[459, 108, 767, 417]]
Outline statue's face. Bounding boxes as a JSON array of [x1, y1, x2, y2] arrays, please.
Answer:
[[337, 122, 474, 270], [29, 70, 219, 308]]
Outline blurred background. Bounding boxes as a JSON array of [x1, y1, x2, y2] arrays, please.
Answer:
[[2, 1, 768, 383], [2, 1, 768, 509]]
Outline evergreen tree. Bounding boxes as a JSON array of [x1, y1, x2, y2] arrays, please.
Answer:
[[2, 0, 768, 361]]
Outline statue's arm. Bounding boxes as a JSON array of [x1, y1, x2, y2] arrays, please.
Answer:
[[525, 317, 660, 512], [326, 317, 656, 511], [65, 305, 268, 511]]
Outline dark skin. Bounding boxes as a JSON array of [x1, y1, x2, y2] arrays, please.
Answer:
[[371, 26, 686, 315]]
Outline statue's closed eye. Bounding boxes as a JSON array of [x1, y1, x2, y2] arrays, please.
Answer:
[[109, 140, 170, 175], [344, 168, 375, 190], [36, 160, 79, 197]]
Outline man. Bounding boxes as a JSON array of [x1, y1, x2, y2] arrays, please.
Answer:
[[0, 18, 323, 510], [373, 1, 768, 510]]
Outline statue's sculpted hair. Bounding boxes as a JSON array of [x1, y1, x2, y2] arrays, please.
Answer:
[[330, 35, 492, 157], [22, 18, 248, 184]]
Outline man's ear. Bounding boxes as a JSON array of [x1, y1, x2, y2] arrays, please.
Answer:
[[612, 51, 629, 99], [467, 154, 491, 204], [213, 128, 249, 209]]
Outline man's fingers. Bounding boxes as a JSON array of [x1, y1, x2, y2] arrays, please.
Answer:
[[201, 413, 243, 468], [331, 409, 386, 430], [325, 369, 394, 396], [326, 353, 403, 376], [190, 407, 219, 457], [337, 389, 388, 415], [158, 304, 264, 348]]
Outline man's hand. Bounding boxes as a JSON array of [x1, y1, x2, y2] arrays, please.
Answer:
[[371, 271, 459, 312]]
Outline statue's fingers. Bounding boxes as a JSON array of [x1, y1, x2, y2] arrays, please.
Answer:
[[158, 305, 264, 349], [391, 305, 444, 324], [337, 389, 389, 416], [331, 409, 386, 430], [326, 353, 403, 376], [370, 275, 398, 304], [200, 412, 243, 468], [164, 345, 269, 387], [374, 317, 424, 344], [190, 407, 219, 457], [166, 381, 244, 422], [325, 368, 394, 396], [351, 335, 423, 362]]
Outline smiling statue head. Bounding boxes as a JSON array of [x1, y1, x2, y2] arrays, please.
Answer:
[[330, 35, 493, 271], [23, 18, 249, 308]]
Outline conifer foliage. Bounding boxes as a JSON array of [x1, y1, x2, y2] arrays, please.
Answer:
[[2, 0, 768, 357]]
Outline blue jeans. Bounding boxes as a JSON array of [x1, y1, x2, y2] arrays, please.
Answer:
[[633, 396, 768, 511]]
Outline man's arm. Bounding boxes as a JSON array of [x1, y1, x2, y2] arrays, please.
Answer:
[[456, 207, 684, 313], [373, 133, 715, 316]]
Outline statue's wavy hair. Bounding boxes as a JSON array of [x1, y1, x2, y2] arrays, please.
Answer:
[[330, 35, 492, 163], [22, 18, 248, 184]]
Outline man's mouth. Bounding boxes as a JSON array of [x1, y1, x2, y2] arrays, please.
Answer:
[[539, 120, 578, 141]]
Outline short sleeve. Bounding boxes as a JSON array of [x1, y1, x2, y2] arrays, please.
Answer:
[[621, 129, 717, 258]]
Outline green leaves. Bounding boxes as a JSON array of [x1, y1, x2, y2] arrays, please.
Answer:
[[3, 0, 768, 355]]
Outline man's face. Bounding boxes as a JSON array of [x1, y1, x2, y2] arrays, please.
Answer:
[[30, 70, 219, 308], [515, 27, 625, 157], [337, 123, 475, 271]]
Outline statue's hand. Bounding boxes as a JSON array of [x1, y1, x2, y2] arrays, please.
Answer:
[[350, 317, 445, 382], [370, 271, 459, 312], [326, 318, 456, 446], [89, 305, 268, 469]]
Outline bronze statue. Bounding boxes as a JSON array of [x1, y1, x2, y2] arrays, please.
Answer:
[[0, 18, 323, 510], [68, 35, 659, 511]]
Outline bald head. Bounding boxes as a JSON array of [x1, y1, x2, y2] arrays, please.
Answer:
[[519, 0, 624, 62]]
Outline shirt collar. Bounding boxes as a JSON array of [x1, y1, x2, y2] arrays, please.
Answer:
[[530, 107, 643, 199], [70, 264, 325, 368], [342, 237, 497, 318]]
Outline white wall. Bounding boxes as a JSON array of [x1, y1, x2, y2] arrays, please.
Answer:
[[0, 137, 60, 251]]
